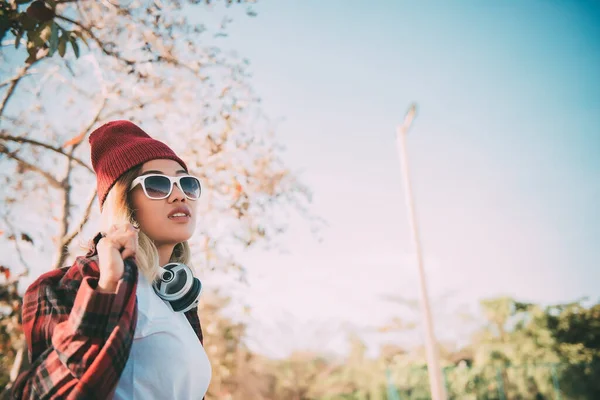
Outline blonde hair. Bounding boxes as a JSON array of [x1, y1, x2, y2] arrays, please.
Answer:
[[99, 165, 192, 282]]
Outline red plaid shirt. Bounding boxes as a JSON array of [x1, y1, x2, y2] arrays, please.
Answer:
[[11, 252, 203, 399]]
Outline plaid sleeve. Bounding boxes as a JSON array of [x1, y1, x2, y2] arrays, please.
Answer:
[[11, 257, 138, 400]]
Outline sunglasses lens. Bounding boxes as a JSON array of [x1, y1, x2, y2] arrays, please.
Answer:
[[144, 176, 171, 198], [180, 176, 201, 199]]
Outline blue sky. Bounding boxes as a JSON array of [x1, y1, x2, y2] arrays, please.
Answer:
[[196, 1, 600, 356]]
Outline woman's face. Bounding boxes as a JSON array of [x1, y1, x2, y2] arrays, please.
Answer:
[[130, 159, 198, 246]]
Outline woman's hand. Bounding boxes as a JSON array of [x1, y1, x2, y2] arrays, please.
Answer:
[[96, 224, 138, 293]]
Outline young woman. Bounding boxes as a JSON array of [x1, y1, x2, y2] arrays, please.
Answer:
[[11, 120, 212, 399]]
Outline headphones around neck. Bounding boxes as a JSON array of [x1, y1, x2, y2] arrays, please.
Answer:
[[152, 262, 202, 313], [91, 232, 202, 313]]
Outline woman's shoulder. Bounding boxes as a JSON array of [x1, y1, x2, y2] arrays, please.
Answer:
[[21, 254, 104, 361]]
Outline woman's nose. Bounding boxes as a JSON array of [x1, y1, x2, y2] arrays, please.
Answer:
[[168, 182, 186, 202]]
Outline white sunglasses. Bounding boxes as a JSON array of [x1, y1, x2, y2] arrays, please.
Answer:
[[130, 174, 202, 200]]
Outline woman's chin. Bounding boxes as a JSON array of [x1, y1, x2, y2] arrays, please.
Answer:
[[151, 231, 194, 246]]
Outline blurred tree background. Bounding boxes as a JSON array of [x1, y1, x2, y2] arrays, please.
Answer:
[[1, 0, 599, 399]]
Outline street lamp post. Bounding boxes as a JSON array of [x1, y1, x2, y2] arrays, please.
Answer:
[[395, 104, 447, 400]]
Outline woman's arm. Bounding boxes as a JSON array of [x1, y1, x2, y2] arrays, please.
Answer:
[[11, 257, 138, 400]]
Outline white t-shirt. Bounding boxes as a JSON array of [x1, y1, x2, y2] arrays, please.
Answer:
[[113, 272, 212, 399]]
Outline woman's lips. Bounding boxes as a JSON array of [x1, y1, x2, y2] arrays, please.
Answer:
[[168, 214, 191, 223]]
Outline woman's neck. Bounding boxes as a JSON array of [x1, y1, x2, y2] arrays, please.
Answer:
[[156, 244, 174, 266]]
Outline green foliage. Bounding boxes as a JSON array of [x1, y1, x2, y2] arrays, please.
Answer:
[[1, 279, 599, 399], [1, 1, 82, 63], [1, 0, 255, 64], [543, 302, 600, 399]]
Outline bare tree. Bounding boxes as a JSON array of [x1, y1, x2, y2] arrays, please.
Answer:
[[0, 0, 321, 392]]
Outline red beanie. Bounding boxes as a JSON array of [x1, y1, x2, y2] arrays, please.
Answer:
[[89, 120, 188, 209]]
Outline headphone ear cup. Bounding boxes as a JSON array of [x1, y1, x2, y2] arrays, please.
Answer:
[[169, 277, 202, 312], [152, 263, 202, 313]]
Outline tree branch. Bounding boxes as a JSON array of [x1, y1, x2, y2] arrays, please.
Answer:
[[157, 54, 201, 75], [78, 97, 106, 147], [0, 71, 37, 89], [0, 144, 64, 189], [55, 14, 201, 74], [53, 97, 106, 269], [54, 170, 73, 269], [0, 133, 93, 173], [0, 64, 35, 118], [60, 189, 97, 248], [55, 14, 137, 66], [1, 215, 31, 281], [101, 95, 168, 120]]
